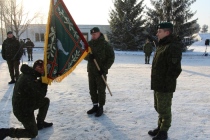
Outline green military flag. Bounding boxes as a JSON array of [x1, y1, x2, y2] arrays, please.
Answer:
[[42, 0, 89, 84]]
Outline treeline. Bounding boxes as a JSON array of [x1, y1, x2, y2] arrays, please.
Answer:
[[108, 0, 201, 51]]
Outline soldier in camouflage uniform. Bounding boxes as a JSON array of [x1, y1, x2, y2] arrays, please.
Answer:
[[1, 31, 23, 84], [0, 60, 53, 139], [25, 38, 34, 61], [85, 27, 115, 117], [148, 22, 182, 140], [143, 39, 153, 64], [19, 39, 26, 56]]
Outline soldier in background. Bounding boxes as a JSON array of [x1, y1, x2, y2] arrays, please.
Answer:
[[85, 27, 115, 117], [0, 60, 53, 139], [25, 38, 34, 61], [19, 39, 26, 56], [1, 31, 23, 84], [143, 39, 153, 64], [149, 22, 182, 140], [204, 39, 209, 56]]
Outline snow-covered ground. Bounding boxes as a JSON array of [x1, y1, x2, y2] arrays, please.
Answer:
[[0, 41, 210, 140]]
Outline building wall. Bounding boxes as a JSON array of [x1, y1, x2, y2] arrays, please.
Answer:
[[19, 24, 110, 47]]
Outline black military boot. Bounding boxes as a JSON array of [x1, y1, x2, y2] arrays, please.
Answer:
[[37, 121, 53, 130], [152, 131, 168, 140], [8, 79, 15, 84], [87, 105, 98, 114], [0, 128, 10, 139], [148, 127, 160, 136], [95, 106, 103, 117]]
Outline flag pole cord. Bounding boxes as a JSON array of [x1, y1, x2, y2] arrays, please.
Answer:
[[90, 51, 113, 96]]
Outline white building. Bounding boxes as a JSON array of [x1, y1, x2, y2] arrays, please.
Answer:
[[19, 24, 110, 47], [193, 33, 210, 41]]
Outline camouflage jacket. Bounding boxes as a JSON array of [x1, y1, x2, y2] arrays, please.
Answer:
[[25, 41, 34, 51], [12, 64, 48, 115], [151, 35, 182, 92], [19, 40, 25, 48], [143, 43, 153, 54], [2, 36, 22, 60], [85, 33, 115, 74]]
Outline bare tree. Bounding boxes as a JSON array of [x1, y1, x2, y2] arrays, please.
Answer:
[[0, 0, 40, 40], [201, 24, 208, 33], [0, 0, 7, 42]]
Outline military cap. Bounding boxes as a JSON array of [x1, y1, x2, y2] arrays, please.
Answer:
[[7, 31, 13, 35], [33, 59, 44, 69], [90, 27, 100, 34], [157, 22, 173, 30]]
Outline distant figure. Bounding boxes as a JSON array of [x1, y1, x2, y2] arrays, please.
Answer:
[[1, 31, 23, 84], [25, 38, 34, 61], [19, 39, 26, 56], [143, 39, 153, 64], [204, 39, 209, 56], [0, 60, 53, 139], [205, 39, 209, 46]]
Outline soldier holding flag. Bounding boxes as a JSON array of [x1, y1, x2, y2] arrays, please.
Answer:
[[0, 60, 53, 139], [85, 27, 115, 117]]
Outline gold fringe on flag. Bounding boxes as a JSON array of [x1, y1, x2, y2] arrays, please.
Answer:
[[42, 0, 53, 84]]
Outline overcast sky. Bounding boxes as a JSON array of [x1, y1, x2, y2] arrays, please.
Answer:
[[22, 0, 210, 32]]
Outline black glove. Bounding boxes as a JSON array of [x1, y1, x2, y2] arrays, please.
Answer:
[[98, 69, 104, 76], [89, 54, 95, 60]]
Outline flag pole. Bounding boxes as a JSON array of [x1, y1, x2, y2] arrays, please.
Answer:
[[90, 50, 113, 96]]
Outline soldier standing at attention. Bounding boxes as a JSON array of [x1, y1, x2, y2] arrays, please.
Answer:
[[25, 38, 34, 61], [85, 27, 115, 117], [19, 39, 26, 56], [143, 39, 153, 64], [0, 60, 53, 139], [1, 31, 23, 84], [148, 22, 182, 140]]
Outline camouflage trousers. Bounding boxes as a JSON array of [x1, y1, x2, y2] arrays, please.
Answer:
[[154, 91, 173, 132], [88, 72, 106, 106], [10, 97, 50, 138], [27, 50, 33, 60], [6, 60, 20, 80], [145, 53, 151, 63]]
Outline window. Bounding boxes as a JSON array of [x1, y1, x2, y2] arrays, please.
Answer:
[[35, 33, 45, 42], [40, 33, 44, 41], [35, 33, 40, 41], [82, 33, 88, 41]]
